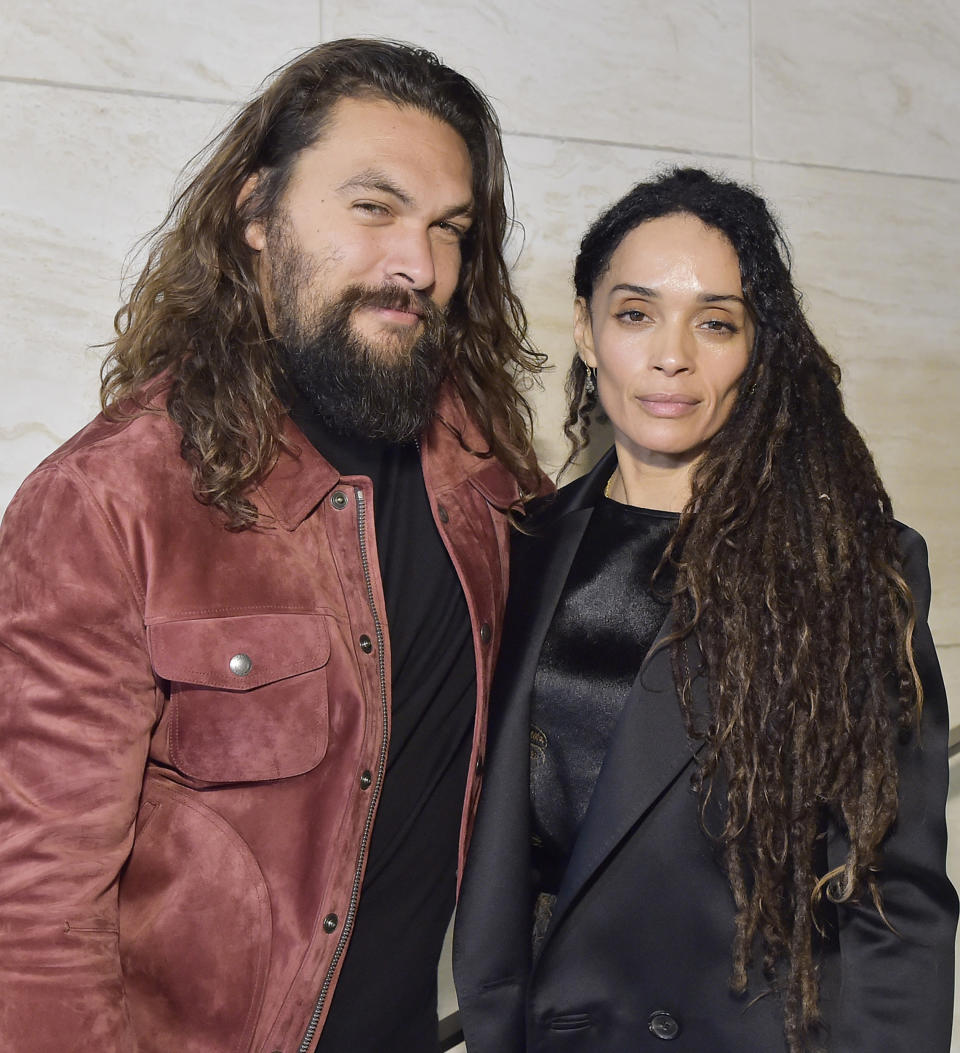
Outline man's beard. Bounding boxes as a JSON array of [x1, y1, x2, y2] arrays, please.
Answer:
[[265, 220, 453, 444]]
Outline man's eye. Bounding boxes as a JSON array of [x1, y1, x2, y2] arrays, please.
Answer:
[[354, 202, 390, 216], [435, 221, 468, 240]]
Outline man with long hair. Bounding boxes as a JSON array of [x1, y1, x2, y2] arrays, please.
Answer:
[[0, 39, 543, 1052]]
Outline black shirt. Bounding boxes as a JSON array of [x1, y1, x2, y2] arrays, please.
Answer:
[[292, 401, 476, 1053]]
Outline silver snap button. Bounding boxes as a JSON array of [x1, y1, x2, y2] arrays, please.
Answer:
[[331, 490, 348, 510], [229, 653, 253, 677], [437, 503, 449, 524], [479, 622, 492, 644], [359, 634, 373, 654], [322, 913, 339, 933]]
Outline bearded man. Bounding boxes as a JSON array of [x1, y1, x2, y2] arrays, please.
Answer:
[[0, 39, 544, 1053]]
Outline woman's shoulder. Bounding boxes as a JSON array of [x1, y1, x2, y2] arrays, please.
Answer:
[[514, 447, 618, 538], [894, 520, 932, 618]]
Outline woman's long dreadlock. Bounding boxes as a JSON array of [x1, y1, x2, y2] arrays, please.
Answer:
[[564, 167, 920, 1050]]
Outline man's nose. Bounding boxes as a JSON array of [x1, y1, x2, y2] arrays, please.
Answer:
[[383, 225, 437, 292]]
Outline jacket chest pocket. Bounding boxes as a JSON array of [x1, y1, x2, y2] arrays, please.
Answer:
[[148, 613, 331, 783]]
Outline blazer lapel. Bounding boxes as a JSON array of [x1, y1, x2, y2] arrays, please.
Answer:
[[546, 619, 710, 936], [455, 451, 616, 987], [489, 448, 619, 723]]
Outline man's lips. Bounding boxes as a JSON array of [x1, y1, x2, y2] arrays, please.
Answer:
[[358, 303, 425, 327], [636, 392, 700, 417]]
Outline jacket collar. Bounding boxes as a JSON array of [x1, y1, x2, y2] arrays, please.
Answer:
[[256, 385, 523, 530], [526, 445, 619, 528], [255, 415, 341, 531]]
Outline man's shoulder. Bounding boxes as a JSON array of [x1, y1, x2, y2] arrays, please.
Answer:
[[11, 407, 187, 524], [36, 407, 182, 484]]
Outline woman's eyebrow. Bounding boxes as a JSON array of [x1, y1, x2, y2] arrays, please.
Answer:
[[610, 283, 658, 297], [700, 292, 746, 305]]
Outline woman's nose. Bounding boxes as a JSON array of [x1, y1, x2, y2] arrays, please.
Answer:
[[651, 324, 694, 374]]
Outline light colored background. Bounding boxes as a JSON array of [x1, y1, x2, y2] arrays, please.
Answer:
[[1, 1, 958, 1046]]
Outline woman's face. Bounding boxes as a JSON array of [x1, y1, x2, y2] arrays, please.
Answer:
[[576, 213, 754, 474]]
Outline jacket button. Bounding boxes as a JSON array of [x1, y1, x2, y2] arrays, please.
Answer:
[[359, 634, 373, 654], [648, 1011, 679, 1040], [479, 622, 491, 644], [437, 503, 449, 524], [322, 913, 339, 933], [359, 770, 372, 789], [229, 653, 253, 677], [331, 490, 348, 509]]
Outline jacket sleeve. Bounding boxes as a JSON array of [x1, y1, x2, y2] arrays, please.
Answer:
[[826, 526, 958, 1051], [0, 462, 158, 1051]]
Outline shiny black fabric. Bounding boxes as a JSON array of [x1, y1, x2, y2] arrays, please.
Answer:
[[529, 496, 678, 895]]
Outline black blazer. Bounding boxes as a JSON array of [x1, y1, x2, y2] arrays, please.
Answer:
[[454, 448, 957, 1052]]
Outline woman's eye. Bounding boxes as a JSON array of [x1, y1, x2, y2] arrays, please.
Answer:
[[617, 309, 648, 323], [702, 318, 738, 334]]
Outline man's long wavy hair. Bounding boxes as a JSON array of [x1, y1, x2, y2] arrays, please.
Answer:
[[100, 39, 543, 527], [564, 168, 920, 1050]]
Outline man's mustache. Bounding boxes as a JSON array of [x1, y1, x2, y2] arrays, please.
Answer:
[[338, 283, 446, 326]]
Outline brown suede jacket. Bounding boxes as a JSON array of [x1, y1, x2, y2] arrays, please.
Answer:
[[0, 388, 523, 1052]]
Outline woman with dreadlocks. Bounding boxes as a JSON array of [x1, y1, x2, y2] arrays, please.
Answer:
[[454, 167, 957, 1052]]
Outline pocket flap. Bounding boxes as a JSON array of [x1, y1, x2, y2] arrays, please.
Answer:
[[148, 613, 330, 690]]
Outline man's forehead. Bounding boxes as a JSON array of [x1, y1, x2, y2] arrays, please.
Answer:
[[306, 96, 472, 176]]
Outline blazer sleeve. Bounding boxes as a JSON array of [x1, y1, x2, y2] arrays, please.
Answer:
[[0, 462, 159, 1051], [826, 525, 958, 1051]]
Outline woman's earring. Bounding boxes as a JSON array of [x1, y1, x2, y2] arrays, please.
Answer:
[[584, 366, 597, 397]]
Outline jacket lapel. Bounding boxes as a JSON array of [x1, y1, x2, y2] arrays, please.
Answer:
[[490, 449, 619, 715], [545, 604, 710, 940], [455, 451, 615, 988]]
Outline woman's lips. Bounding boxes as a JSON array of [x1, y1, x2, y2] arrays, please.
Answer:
[[637, 393, 700, 417]]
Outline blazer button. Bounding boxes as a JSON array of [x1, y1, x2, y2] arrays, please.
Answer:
[[648, 1011, 679, 1040]]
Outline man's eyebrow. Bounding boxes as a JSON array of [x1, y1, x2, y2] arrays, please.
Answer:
[[336, 169, 414, 207], [439, 199, 475, 223], [336, 168, 474, 222]]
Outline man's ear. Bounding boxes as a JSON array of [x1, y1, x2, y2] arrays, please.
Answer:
[[237, 173, 266, 251], [573, 296, 597, 368]]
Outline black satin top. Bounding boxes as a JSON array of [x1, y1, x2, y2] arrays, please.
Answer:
[[529, 495, 679, 897]]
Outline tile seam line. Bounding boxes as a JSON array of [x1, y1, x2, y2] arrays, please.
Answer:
[[0, 74, 234, 106], [504, 130, 960, 186], [3, 75, 957, 188], [747, 0, 756, 183]]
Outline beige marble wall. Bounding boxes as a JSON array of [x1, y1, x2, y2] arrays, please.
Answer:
[[2, 0, 959, 1041]]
